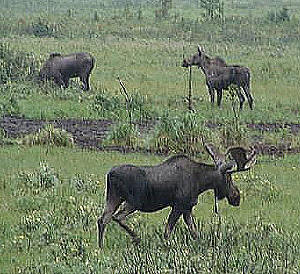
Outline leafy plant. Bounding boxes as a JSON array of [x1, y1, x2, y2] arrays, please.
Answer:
[[17, 162, 60, 194], [91, 91, 124, 119], [0, 95, 20, 116], [31, 17, 63, 38]]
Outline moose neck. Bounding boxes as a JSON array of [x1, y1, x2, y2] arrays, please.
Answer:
[[193, 163, 220, 195], [198, 55, 213, 77]]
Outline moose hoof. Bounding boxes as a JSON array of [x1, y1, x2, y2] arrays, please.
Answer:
[[132, 237, 141, 245], [191, 232, 200, 240]]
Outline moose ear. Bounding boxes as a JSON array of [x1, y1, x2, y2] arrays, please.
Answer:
[[198, 45, 203, 56], [49, 52, 61, 59]]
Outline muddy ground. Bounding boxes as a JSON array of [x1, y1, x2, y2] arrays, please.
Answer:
[[1, 115, 300, 156]]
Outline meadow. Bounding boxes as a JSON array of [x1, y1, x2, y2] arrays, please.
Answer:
[[1, 0, 300, 272]]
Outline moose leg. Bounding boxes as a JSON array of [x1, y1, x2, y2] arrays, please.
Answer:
[[243, 86, 254, 110], [164, 208, 182, 240], [97, 196, 122, 248], [207, 83, 215, 104], [62, 76, 69, 88], [112, 202, 140, 243], [206, 80, 215, 104], [183, 210, 199, 240], [214, 189, 219, 214], [216, 89, 223, 107], [53, 72, 65, 88], [236, 88, 245, 110], [80, 74, 90, 91]]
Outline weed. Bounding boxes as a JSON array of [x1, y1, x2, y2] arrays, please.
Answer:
[[149, 111, 210, 155], [20, 124, 74, 147], [0, 95, 20, 116], [0, 42, 37, 84], [104, 123, 141, 148], [17, 162, 60, 195]]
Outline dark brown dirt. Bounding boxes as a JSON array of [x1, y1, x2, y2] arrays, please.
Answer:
[[1, 115, 300, 156], [0, 115, 156, 153], [247, 123, 300, 135]]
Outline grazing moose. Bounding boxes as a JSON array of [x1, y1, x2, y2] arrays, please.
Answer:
[[98, 144, 256, 247], [182, 46, 253, 110], [39, 52, 95, 91]]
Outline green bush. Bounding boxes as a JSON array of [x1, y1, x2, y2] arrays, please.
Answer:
[[17, 162, 60, 194], [267, 7, 290, 23], [91, 91, 123, 119], [0, 95, 20, 116], [92, 90, 155, 123], [0, 42, 37, 84], [104, 123, 141, 148], [149, 111, 210, 155], [31, 17, 64, 38]]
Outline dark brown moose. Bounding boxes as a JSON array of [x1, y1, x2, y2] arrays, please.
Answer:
[[182, 46, 253, 110], [39, 52, 95, 91], [98, 144, 256, 247]]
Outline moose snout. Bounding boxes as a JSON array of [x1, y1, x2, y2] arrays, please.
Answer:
[[182, 59, 190, 67], [228, 190, 240, 207]]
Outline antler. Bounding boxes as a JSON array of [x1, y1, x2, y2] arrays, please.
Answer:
[[226, 146, 257, 173], [204, 143, 225, 167]]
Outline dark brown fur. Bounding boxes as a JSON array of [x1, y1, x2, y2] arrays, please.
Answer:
[[39, 52, 95, 91], [182, 46, 253, 110], [97, 144, 256, 248]]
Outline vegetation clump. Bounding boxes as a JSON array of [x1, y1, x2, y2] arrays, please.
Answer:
[[149, 112, 210, 155], [0, 42, 37, 84], [104, 123, 141, 149], [20, 124, 74, 147], [267, 7, 290, 23], [17, 162, 60, 193]]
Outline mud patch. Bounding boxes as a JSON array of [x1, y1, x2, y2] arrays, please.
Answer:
[[247, 123, 300, 135], [1, 115, 300, 155]]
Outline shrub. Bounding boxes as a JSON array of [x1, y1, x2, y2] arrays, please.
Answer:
[[104, 123, 141, 148], [149, 111, 211, 155], [91, 91, 123, 119], [17, 162, 60, 194], [91, 90, 154, 123], [31, 17, 64, 38], [0, 95, 20, 116], [0, 42, 38, 84], [267, 7, 290, 23]]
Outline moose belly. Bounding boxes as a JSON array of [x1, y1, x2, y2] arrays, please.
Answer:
[[120, 182, 175, 212]]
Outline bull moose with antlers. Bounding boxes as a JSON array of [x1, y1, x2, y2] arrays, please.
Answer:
[[182, 46, 254, 110], [97, 144, 256, 247]]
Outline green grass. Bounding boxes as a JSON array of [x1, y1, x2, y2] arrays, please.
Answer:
[[1, 0, 300, 272], [0, 146, 299, 273]]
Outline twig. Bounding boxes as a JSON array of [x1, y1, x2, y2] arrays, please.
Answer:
[[117, 77, 132, 125], [188, 66, 193, 111]]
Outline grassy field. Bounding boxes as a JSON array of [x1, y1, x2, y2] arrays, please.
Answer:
[[1, 0, 300, 272], [0, 147, 299, 272]]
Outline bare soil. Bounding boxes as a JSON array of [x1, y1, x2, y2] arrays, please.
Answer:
[[1, 115, 300, 156]]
